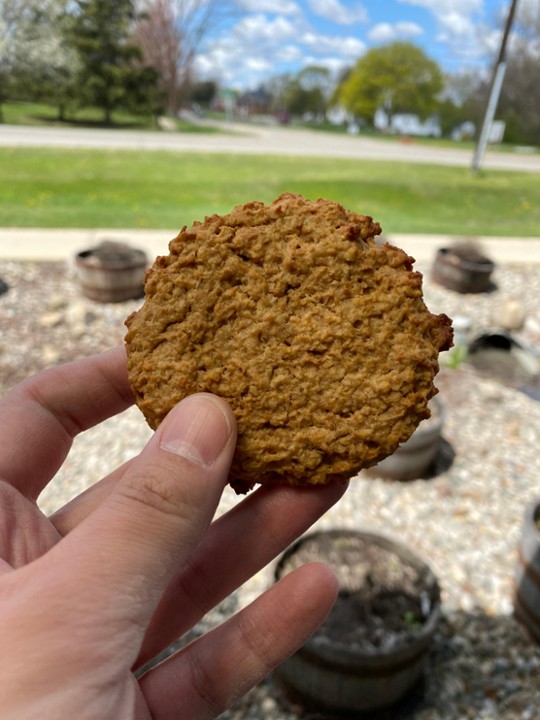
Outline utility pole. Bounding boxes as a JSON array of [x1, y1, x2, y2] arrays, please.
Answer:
[[471, 0, 520, 173]]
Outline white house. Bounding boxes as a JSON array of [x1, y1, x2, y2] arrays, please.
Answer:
[[374, 108, 442, 138]]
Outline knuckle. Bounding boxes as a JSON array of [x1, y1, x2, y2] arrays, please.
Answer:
[[117, 461, 196, 522], [237, 610, 274, 664], [187, 647, 224, 717]]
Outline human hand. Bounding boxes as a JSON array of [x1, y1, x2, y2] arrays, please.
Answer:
[[0, 347, 346, 719]]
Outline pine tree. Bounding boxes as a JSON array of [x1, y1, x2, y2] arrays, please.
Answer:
[[69, 0, 157, 123]]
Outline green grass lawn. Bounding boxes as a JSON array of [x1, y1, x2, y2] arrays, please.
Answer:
[[1, 101, 220, 133], [1, 146, 539, 236]]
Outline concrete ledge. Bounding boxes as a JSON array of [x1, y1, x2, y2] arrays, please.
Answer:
[[1, 228, 540, 264], [0, 228, 175, 261], [388, 234, 540, 264]]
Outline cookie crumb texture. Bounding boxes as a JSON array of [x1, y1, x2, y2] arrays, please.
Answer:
[[125, 194, 453, 493]]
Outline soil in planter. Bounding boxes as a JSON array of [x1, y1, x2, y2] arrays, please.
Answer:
[[446, 242, 491, 264], [431, 242, 496, 294], [279, 533, 437, 651], [82, 240, 145, 267]]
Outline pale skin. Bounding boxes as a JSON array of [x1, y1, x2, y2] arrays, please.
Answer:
[[0, 346, 347, 719]]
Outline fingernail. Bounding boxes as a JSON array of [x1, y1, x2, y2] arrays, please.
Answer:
[[159, 394, 232, 466]]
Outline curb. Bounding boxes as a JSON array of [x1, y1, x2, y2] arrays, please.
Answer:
[[2, 228, 540, 264]]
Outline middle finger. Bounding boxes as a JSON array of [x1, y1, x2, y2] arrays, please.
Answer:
[[136, 480, 347, 668]]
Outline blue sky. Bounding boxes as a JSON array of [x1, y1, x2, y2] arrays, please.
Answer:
[[195, 0, 512, 89]]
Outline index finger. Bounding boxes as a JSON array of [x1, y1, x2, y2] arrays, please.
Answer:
[[0, 346, 134, 500]]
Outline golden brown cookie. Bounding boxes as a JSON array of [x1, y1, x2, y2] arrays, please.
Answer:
[[125, 193, 453, 493]]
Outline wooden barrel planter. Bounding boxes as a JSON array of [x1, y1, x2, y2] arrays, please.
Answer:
[[368, 395, 446, 481], [273, 530, 441, 715], [514, 499, 540, 643], [431, 245, 495, 293], [75, 240, 148, 303]]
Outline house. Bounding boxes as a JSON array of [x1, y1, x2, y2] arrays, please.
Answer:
[[374, 108, 442, 138], [237, 87, 273, 118]]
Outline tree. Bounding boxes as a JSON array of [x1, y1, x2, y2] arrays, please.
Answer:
[[131, 0, 183, 113], [265, 67, 332, 121], [0, 0, 18, 120], [68, 0, 158, 123], [497, 0, 540, 144], [336, 42, 443, 126], [189, 79, 217, 106], [442, 2, 540, 146], [5, 0, 79, 120], [133, 0, 233, 114], [285, 66, 331, 120], [435, 71, 483, 139]]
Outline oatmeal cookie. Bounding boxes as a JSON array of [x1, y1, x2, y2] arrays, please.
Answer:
[[125, 193, 453, 493]]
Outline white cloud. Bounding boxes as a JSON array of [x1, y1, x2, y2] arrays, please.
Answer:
[[233, 14, 298, 46], [398, 0, 482, 13], [236, 0, 301, 15], [438, 11, 475, 39], [195, 7, 368, 89], [368, 21, 423, 43], [434, 11, 495, 62], [397, 0, 492, 64], [306, 0, 368, 25], [277, 44, 304, 62], [396, 21, 424, 36], [195, 13, 301, 88], [300, 55, 361, 78], [301, 32, 365, 58], [244, 57, 274, 73]]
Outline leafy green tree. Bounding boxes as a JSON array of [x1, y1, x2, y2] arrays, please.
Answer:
[[124, 64, 163, 119], [286, 65, 331, 119], [297, 65, 332, 95], [336, 42, 443, 125], [436, 98, 469, 138], [68, 0, 156, 123], [266, 73, 293, 113], [267, 66, 331, 120], [283, 81, 325, 119], [189, 79, 217, 106]]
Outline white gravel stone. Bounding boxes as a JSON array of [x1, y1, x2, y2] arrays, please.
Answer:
[[1, 255, 539, 719]]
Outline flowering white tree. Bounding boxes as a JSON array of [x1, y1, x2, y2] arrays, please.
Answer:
[[0, 0, 79, 119], [0, 0, 20, 119]]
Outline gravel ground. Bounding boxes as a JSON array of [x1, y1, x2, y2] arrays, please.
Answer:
[[1, 253, 540, 719]]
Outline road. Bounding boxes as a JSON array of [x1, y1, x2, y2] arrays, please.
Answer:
[[1, 121, 539, 173]]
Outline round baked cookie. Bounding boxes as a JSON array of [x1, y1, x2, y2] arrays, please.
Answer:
[[125, 193, 453, 493]]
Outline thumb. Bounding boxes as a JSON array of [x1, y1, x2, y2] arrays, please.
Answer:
[[50, 393, 236, 630]]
